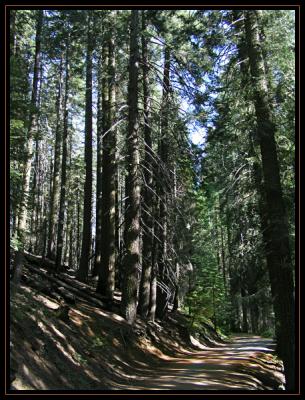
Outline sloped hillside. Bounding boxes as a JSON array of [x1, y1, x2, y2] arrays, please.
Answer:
[[9, 260, 220, 390], [9, 261, 284, 391]]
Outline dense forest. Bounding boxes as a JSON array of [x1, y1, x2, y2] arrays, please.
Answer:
[[9, 8, 296, 392]]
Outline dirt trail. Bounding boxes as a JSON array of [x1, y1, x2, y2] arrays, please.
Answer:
[[125, 336, 284, 390], [10, 281, 284, 391]]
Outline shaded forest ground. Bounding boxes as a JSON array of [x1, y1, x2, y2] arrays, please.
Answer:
[[9, 260, 284, 391]]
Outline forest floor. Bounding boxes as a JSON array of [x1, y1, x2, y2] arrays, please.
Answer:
[[9, 261, 285, 391]]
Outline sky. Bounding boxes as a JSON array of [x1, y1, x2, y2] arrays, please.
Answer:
[[189, 127, 207, 146], [180, 99, 208, 147]]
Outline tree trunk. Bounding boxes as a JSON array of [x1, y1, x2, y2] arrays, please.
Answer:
[[249, 300, 259, 334], [47, 55, 63, 260], [156, 45, 170, 320], [241, 287, 248, 333], [219, 213, 227, 296], [12, 10, 43, 286], [10, 10, 17, 57], [17, 10, 43, 248], [234, 9, 270, 338], [55, 39, 70, 273], [121, 10, 141, 325], [77, 14, 93, 282], [68, 204, 74, 269], [93, 36, 108, 278], [65, 138, 73, 267], [148, 248, 158, 322], [114, 156, 120, 288], [214, 208, 222, 274], [138, 11, 154, 319], [96, 17, 117, 298], [32, 61, 44, 254], [41, 202, 48, 259], [244, 10, 295, 390], [172, 266, 180, 313], [30, 127, 39, 251], [11, 251, 24, 297]]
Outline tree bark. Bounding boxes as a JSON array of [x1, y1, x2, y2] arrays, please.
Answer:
[[219, 213, 227, 296], [121, 10, 141, 325], [93, 32, 108, 278], [244, 10, 295, 390], [17, 10, 43, 248], [47, 55, 63, 260], [10, 10, 17, 57], [249, 300, 259, 334], [241, 287, 248, 333], [138, 11, 154, 319], [156, 45, 171, 320], [12, 10, 43, 287], [77, 14, 93, 282], [55, 38, 70, 272], [96, 16, 117, 299]]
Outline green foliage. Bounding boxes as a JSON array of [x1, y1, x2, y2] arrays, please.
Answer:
[[260, 327, 275, 339], [73, 352, 88, 366], [10, 162, 23, 184], [91, 335, 109, 349], [10, 235, 22, 251], [10, 119, 25, 133], [184, 287, 214, 323], [9, 9, 294, 341]]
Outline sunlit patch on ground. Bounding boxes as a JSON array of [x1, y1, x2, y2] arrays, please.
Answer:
[[10, 282, 284, 391]]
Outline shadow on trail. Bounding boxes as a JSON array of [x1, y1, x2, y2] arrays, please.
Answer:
[[127, 335, 284, 391]]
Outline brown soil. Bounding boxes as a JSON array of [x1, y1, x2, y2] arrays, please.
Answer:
[[9, 277, 284, 391]]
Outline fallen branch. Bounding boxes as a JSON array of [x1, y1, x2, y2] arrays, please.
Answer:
[[23, 263, 108, 310], [23, 252, 120, 308]]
